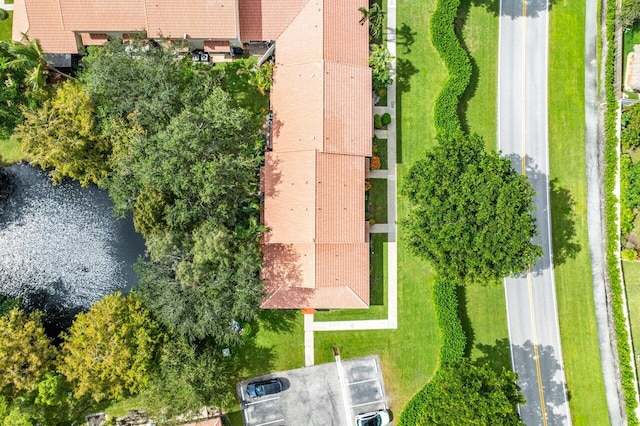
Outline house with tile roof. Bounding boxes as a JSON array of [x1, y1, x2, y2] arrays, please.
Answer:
[[13, 0, 372, 309]]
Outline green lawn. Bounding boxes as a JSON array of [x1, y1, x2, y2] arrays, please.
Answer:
[[548, 1, 609, 424], [0, 11, 12, 42], [367, 178, 388, 224], [622, 261, 640, 376], [0, 138, 25, 165], [314, 0, 444, 412]]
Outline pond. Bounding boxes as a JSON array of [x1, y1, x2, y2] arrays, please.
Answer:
[[0, 163, 145, 334]]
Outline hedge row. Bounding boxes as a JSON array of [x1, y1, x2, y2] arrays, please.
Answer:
[[433, 277, 466, 364], [430, 0, 472, 140], [604, 0, 640, 422]]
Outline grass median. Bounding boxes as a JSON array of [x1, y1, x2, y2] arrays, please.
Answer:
[[548, 1, 609, 423]]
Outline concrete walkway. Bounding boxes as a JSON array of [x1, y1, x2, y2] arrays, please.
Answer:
[[303, 0, 399, 367], [0, 0, 13, 11], [585, 0, 623, 421]]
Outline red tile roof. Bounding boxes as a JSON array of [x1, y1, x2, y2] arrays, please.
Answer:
[[239, 0, 310, 41], [261, 0, 372, 309], [15, 0, 240, 53]]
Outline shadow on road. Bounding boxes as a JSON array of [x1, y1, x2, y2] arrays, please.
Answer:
[[468, 0, 556, 19], [511, 340, 569, 426], [504, 153, 581, 274]]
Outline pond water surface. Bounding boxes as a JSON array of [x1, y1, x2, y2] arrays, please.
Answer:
[[0, 163, 145, 333]]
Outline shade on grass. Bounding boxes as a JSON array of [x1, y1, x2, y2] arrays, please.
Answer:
[[548, 1, 609, 423]]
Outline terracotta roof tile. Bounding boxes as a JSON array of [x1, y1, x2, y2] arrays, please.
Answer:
[[323, 0, 369, 66], [316, 243, 369, 304], [261, 243, 315, 291], [270, 62, 324, 152], [315, 153, 366, 242], [272, 0, 322, 65], [260, 286, 367, 309], [262, 151, 316, 244], [145, 0, 239, 39], [16, 0, 78, 53], [324, 62, 372, 156], [59, 0, 147, 32], [239, 0, 309, 41]]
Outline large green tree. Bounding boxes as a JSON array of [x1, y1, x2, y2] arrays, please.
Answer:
[[58, 293, 164, 402], [0, 308, 56, 399], [402, 133, 541, 283], [13, 80, 110, 186], [399, 359, 524, 425], [106, 87, 264, 345]]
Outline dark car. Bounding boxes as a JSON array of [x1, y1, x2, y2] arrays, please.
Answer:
[[246, 378, 284, 398]]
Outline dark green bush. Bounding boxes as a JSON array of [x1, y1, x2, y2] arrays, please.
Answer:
[[381, 112, 391, 126], [430, 0, 471, 140], [0, 9, 8, 21], [433, 278, 466, 364], [374, 114, 383, 129], [605, 0, 640, 421]]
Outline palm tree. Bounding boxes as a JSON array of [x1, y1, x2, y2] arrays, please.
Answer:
[[6, 34, 74, 90], [358, 3, 386, 39]]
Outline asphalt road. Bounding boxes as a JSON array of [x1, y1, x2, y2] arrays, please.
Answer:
[[498, 0, 572, 424]]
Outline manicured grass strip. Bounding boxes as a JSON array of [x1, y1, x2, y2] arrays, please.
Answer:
[[460, 0, 498, 148], [0, 138, 25, 165], [548, 2, 609, 424], [0, 11, 12, 42], [368, 178, 388, 224], [315, 234, 388, 321]]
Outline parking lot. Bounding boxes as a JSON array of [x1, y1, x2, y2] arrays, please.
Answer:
[[237, 355, 388, 426]]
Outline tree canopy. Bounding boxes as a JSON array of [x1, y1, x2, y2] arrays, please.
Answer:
[[399, 359, 524, 426], [402, 133, 541, 283], [13, 80, 110, 186], [0, 308, 56, 399], [58, 293, 164, 402]]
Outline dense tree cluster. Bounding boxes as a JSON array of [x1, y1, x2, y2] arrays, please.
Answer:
[[402, 133, 541, 283], [4, 37, 269, 421], [399, 359, 524, 425]]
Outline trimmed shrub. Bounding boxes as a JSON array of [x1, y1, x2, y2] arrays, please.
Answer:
[[370, 156, 381, 170], [430, 0, 471, 140], [381, 112, 391, 127], [365, 180, 372, 191], [433, 278, 466, 364], [374, 114, 383, 129], [622, 249, 638, 262], [0, 9, 7, 21]]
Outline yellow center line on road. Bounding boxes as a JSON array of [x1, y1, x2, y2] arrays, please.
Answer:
[[520, 1, 548, 424]]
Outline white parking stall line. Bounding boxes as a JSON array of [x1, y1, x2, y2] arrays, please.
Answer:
[[347, 378, 379, 386], [351, 399, 384, 408], [254, 419, 285, 426], [244, 396, 280, 406]]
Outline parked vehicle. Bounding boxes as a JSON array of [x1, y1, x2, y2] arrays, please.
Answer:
[[246, 378, 284, 398], [355, 409, 391, 426]]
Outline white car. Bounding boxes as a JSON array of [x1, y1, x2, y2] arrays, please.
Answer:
[[355, 409, 391, 426]]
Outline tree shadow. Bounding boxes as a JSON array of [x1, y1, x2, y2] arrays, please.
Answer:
[[511, 341, 570, 425], [256, 308, 299, 334], [396, 23, 417, 54], [469, 0, 557, 19], [475, 338, 513, 374], [503, 153, 580, 274], [456, 285, 475, 357], [549, 178, 581, 265]]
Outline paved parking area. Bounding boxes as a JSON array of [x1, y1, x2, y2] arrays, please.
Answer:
[[237, 355, 388, 426]]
